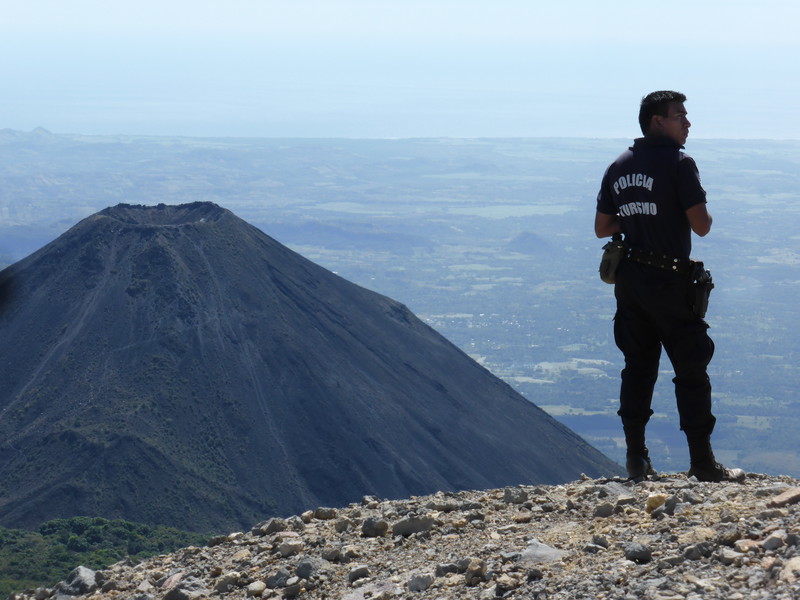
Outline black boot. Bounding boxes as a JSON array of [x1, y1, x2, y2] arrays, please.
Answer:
[[686, 433, 745, 483], [625, 451, 656, 482], [623, 419, 656, 482]]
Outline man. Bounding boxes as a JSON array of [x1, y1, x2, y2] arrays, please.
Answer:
[[595, 90, 743, 483]]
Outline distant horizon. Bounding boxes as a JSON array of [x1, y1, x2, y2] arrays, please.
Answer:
[[5, 126, 799, 143]]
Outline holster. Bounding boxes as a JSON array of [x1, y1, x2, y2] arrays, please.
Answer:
[[689, 262, 714, 318]]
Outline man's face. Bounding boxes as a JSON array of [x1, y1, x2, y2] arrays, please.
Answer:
[[652, 102, 691, 145]]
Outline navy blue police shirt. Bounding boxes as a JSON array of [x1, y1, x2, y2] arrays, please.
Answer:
[[596, 135, 707, 259]]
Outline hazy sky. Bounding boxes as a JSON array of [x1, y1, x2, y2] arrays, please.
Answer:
[[2, 0, 798, 139]]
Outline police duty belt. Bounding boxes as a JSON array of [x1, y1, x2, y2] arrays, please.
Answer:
[[626, 248, 693, 274]]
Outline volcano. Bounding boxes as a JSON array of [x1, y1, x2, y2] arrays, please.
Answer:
[[0, 202, 620, 532]]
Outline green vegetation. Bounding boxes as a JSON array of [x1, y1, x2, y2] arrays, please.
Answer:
[[0, 517, 208, 597]]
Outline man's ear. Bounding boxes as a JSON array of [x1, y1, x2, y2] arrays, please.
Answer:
[[649, 114, 662, 134]]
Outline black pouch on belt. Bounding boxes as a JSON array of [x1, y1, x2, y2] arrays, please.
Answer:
[[690, 261, 714, 318], [599, 233, 625, 284]]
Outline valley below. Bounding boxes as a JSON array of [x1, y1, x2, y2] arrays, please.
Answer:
[[1, 131, 798, 477]]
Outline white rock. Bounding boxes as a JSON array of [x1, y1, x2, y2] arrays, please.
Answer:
[[406, 572, 434, 592], [780, 556, 800, 583], [519, 538, 566, 564]]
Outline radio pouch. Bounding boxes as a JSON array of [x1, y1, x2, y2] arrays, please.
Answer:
[[599, 233, 625, 284]]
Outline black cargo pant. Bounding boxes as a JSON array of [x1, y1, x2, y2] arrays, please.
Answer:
[[613, 260, 716, 438]]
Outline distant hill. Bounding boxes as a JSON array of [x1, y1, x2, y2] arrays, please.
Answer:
[[506, 231, 556, 255], [0, 202, 620, 533]]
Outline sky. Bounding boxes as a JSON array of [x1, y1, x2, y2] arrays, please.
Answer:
[[1, 0, 799, 139]]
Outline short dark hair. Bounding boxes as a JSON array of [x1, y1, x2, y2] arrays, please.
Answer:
[[638, 90, 686, 135]]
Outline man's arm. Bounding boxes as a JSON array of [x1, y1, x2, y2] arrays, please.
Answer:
[[595, 211, 621, 238], [686, 203, 712, 237]]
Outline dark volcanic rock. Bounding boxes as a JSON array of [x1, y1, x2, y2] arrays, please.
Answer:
[[0, 202, 621, 532]]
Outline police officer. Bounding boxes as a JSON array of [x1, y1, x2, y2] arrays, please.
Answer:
[[595, 90, 743, 483]]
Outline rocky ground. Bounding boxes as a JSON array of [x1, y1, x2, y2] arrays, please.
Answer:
[[11, 472, 800, 600]]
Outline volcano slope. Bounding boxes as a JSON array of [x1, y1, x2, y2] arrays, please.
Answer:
[[0, 202, 620, 533]]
